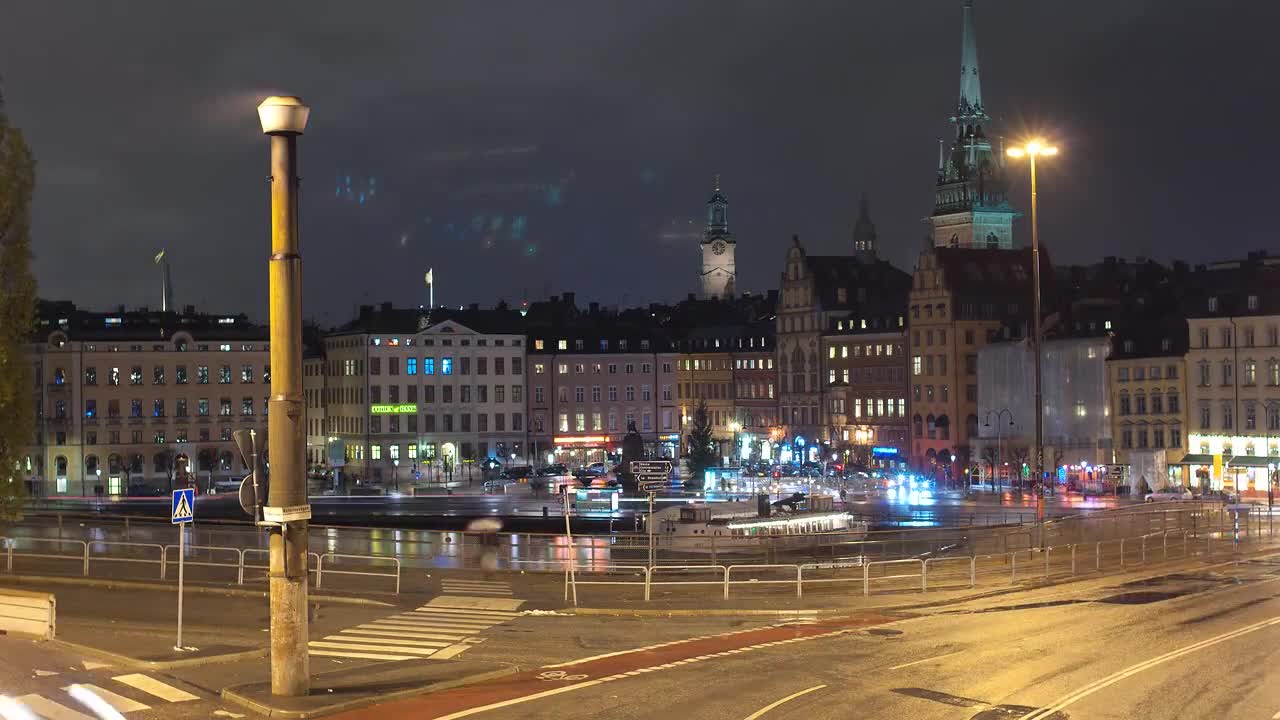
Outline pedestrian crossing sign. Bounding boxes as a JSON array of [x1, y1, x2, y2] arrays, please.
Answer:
[[171, 488, 195, 524]]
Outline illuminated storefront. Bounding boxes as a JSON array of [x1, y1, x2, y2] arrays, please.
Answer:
[[1181, 433, 1280, 492]]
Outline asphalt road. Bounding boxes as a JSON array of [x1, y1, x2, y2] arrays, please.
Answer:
[[337, 553, 1280, 719]]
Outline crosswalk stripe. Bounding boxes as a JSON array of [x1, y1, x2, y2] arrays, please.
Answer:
[[326, 634, 452, 648], [429, 596, 524, 611], [442, 582, 512, 589], [64, 684, 150, 713], [347, 627, 470, 642], [309, 641, 438, 656], [441, 589, 514, 596], [441, 585, 513, 593], [398, 611, 503, 623], [365, 622, 487, 635], [412, 607, 519, 619], [383, 615, 497, 627], [309, 650, 419, 661], [441, 579, 510, 586], [15, 695, 94, 720], [111, 674, 198, 703]]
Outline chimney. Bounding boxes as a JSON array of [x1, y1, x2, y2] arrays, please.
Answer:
[[381, 301, 393, 312], [589, 301, 600, 314], [563, 292, 576, 308]]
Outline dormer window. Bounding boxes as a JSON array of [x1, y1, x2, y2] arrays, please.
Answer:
[[1208, 296, 1219, 312]]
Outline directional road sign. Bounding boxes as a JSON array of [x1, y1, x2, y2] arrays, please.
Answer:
[[630, 460, 672, 482], [171, 488, 195, 524]]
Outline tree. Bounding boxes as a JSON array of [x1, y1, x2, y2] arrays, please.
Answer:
[[980, 446, 999, 489], [0, 89, 37, 527], [1009, 447, 1030, 490], [684, 399, 716, 490]]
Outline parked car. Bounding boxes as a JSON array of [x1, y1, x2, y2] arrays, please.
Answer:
[[501, 465, 534, 481], [537, 464, 568, 477], [1145, 487, 1193, 503], [584, 462, 608, 476], [483, 479, 508, 494]]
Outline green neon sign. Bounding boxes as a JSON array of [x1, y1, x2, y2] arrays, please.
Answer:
[[370, 403, 418, 415]]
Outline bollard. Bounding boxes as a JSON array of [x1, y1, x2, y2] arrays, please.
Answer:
[[1120, 538, 1126, 568], [1070, 544, 1077, 576]]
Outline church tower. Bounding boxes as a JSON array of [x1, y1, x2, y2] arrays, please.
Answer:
[[700, 175, 737, 299], [929, 0, 1017, 250], [852, 193, 877, 260]]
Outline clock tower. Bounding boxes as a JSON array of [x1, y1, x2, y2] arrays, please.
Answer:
[[700, 175, 736, 299]]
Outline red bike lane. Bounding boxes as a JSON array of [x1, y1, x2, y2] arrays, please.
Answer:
[[330, 612, 902, 719]]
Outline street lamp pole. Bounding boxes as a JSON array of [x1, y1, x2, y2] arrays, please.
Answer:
[[984, 408, 1014, 492], [257, 95, 312, 697], [1007, 140, 1058, 528]]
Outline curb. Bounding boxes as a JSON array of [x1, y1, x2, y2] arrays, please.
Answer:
[[0, 574, 394, 607], [48, 638, 268, 671], [220, 666, 517, 719]]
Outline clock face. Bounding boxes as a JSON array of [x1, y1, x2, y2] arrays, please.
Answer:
[[711, 240, 727, 256]]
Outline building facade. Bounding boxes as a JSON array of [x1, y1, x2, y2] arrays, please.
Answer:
[[1184, 290, 1280, 494], [1106, 318, 1187, 490], [322, 304, 528, 487], [731, 332, 779, 463], [25, 304, 268, 497], [823, 325, 908, 469], [676, 349, 735, 461]]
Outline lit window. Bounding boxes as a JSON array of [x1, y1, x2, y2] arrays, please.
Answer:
[[442, 357, 453, 375]]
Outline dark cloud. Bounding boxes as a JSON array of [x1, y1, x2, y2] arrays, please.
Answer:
[[1, 0, 1274, 324]]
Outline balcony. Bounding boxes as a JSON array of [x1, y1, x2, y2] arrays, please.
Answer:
[[151, 416, 167, 425], [175, 416, 190, 424], [46, 383, 68, 393], [106, 417, 121, 426]]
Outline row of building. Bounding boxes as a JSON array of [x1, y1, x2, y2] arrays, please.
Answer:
[[17, 0, 1277, 497]]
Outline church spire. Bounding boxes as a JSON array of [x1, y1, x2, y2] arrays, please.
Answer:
[[953, 0, 987, 125], [852, 193, 877, 260]]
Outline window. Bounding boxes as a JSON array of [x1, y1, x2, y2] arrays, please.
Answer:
[[1134, 393, 1147, 415], [442, 386, 453, 403], [1119, 393, 1131, 416], [533, 363, 544, 375], [442, 357, 453, 375], [130, 399, 143, 418], [608, 386, 618, 402], [219, 365, 232, 384], [574, 412, 585, 432], [1208, 297, 1219, 313], [198, 398, 209, 417], [407, 357, 418, 375], [220, 398, 232, 416], [558, 413, 569, 432], [461, 385, 472, 403], [495, 385, 505, 403], [153, 399, 165, 417], [591, 386, 601, 402], [625, 385, 635, 401], [1199, 405, 1211, 430], [84, 399, 97, 418], [152, 365, 165, 385], [1272, 360, 1280, 386], [534, 386, 545, 404], [109, 367, 120, 386], [1137, 427, 1148, 449], [1246, 404, 1257, 430], [1167, 364, 1178, 379], [1117, 367, 1129, 382], [130, 366, 143, 385], [1222, 361, 1233, 386], [242, 397, 254, 416], [390, 357, 401, 376], [370, 357, 381, 376], [241, 364, 254, 383], [176, 399, 187, 417], [1167, 391, 1179, 414], [575, 386, 585, 403], [641, 362, 652, 374], [1222, 404, 1234, 430], [424, 357, 436, 375], [912, 356, 922, 376], [1151, 392, 1163, 414], [1221, 328, 1232, 348], [460, 357, 471, 375], [625, 363, 635, 374], [1270, 406, 1280, 432], [1199, 362, 1210, 387], [1122, 429, 1133, 449], [1245, 360, 1257, 385]]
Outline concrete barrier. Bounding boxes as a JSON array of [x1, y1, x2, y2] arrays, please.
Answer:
[[0, 588, 55, 638]]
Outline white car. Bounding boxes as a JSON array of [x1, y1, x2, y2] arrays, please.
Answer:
[[1145, 487, 1193, 503]]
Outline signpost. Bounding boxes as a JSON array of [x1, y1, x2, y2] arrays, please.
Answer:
[[171, 488, 195, 651], [631, 461, 672, 568]]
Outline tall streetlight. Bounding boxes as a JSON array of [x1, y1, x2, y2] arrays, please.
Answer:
[[1006, 139, 1058, 521], [257, 95, 312, 697]]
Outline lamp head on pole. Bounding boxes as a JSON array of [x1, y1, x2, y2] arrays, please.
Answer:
[[1007, 138, 1058, 159], [257, 95, 310, 135]]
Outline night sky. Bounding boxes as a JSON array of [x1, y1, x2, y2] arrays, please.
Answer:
[[2, 1, 1275, 326]]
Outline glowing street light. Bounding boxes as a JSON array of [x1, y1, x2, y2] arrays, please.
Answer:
[[1006, 138, 1059, 536]]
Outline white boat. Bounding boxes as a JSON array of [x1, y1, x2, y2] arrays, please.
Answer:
[[653, 496, 867, 554]]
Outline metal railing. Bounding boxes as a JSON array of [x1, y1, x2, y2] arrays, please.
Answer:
[[317, 553, 401, 594]]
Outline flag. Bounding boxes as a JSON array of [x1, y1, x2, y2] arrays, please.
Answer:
[[154, 249, 165, 264], [425, 268, 433, 285]]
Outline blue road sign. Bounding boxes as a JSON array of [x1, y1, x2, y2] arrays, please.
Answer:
[[171, 488, 195, 524]]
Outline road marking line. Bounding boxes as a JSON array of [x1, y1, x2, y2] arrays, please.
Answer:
[[394, 614, 501, 625], [111, 674, 198, 703], [414, 607, 520, 619], [310, 641, 438, 656], [33, 670, 60, 677], [743, 685, 827, 720], [347, 627, 470, 642], [309, 650, 420, 661], [1018, 614, 1280, 720], [429, 596, 524, 611], [1272, 712, 1280, 720], [431, 680, 603, 720], [327, 635, 452, 648], [430, 644, 474, 660], [81, 662, 111, 671], [15, 694, 94, 720], [374, 618, 497, 630], [64, 684, 150, 713], [887, 651, 963, 671], [365, 623, 488, 635]]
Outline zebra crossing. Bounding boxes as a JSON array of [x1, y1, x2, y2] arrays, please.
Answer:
[[440, 578, 514, 596], [307, 597, 523, 662], [9, 673, 201, 718]]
